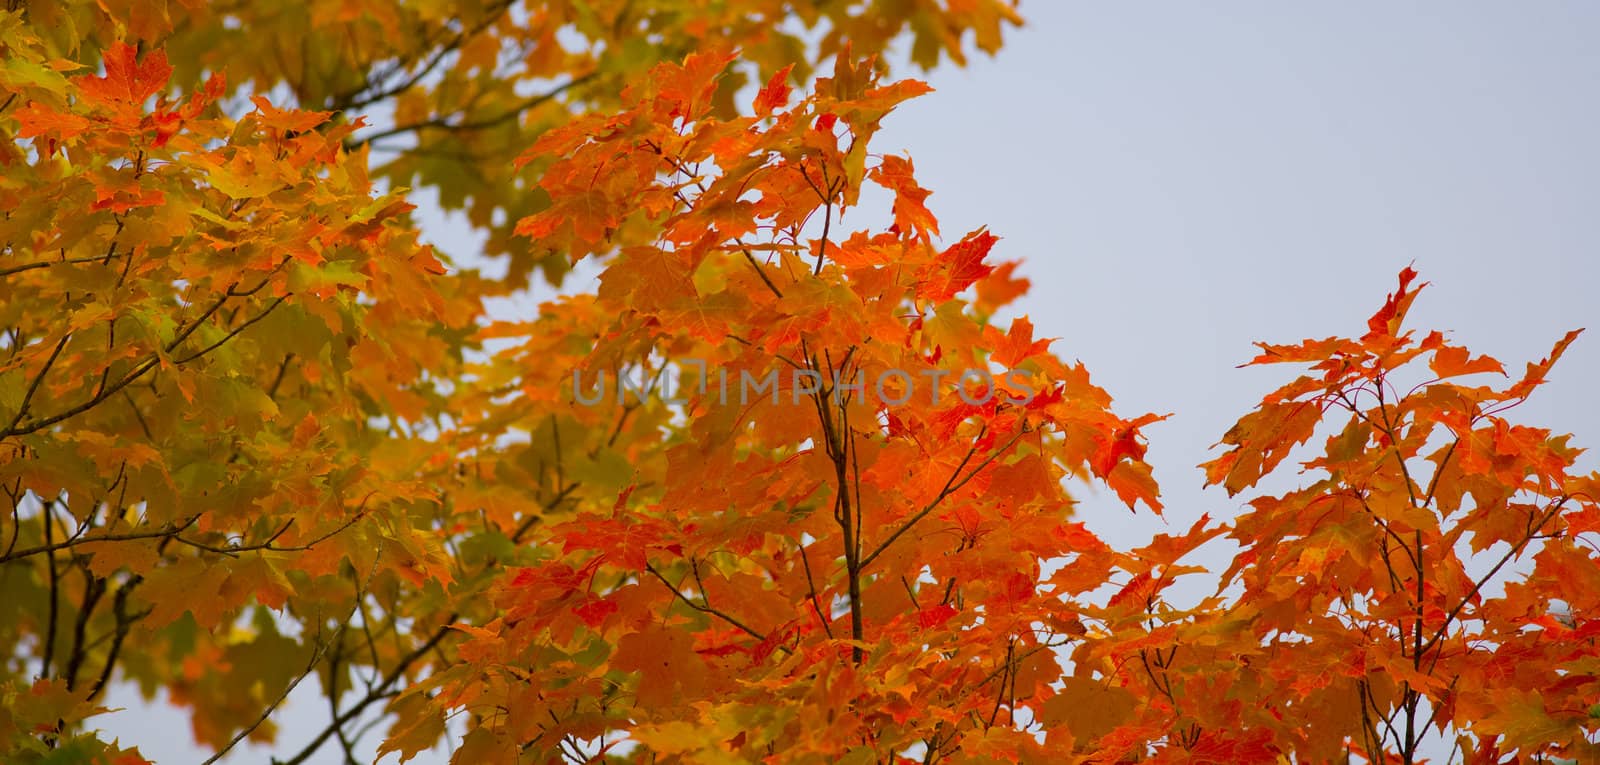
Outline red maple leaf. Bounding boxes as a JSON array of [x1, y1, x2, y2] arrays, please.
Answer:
[[1363, 265, 1423, 338]]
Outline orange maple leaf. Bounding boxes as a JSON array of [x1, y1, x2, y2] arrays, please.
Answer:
[[753, 64, 795, 115], [1363, 265, 1424, 339], [77, 42, 172, 108], [917, 228, 997, 302]]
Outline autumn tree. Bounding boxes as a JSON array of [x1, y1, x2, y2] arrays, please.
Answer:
[[0, 1, 1038, 763], [4, 2, 1599, 765], [1071, 272, 1600, 763]]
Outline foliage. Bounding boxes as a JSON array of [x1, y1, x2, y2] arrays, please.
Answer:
[[1, 2, 1596, 764]]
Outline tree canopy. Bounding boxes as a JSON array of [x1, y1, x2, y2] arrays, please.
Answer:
[[2, 2, 1597, 764]]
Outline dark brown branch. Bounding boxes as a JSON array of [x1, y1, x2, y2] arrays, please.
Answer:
[[0, 517, 199, 565], [63, 570, 107, 691], [643, 562, 773, 647], [173, 296, 287, 364], [41, 501, 61, 679], [350, 73, 595, 148], [1418, 497, 1568, 659], [740, 247, 786, 299], [87, 575, 141, 702], [511, 481, 579, 544], [3, 333, 70, 435], [204, 623, 348, 765], [799, 541, 834, 639], [173, 496, 371, 558], [121, 390, 155, 440], [272, 615, 458, 765], [3, 289, 292, 438], [324, 638, 360, 764], [0, 254, 119, 278], [645, 138, 785, 300], [267, 353, 296, 401], [327, 0, 515, 112]]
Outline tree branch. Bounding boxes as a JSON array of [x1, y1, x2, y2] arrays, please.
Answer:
[[351, 73, 596, 148], [203, 623, 348, 765], [3, 333, 70, 435], [272, 614, 459, 765], [860, 423, 1029, 571], [643, 562, 774, 647]]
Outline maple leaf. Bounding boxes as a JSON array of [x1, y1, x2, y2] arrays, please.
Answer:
[[247, 95, 332, 133], [76, 42, 171, 108], [1201, 399, 1322, 496], [1424, 335, 1506, 379], [377, 692, 447, 765], [917, 228, 998, 302], [976, 260, 1031, 311], [1038, 676, 1138, 745], [1506, 327, 1584, 399], [572, 596, 619, 628], [1106, 571, 1158, 611], [13, 102, 92, 142], [612, 625, 708, 709], [870, 154, 939, 239], [1093, 412, 1167, 480], [991, 315, 1052, 368], [917, 603, 959, 629], [1363, 265, 1424, 339], [753, 64, 795, 115]]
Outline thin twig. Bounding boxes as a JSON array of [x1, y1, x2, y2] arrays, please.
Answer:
[[273, 613, 459, 765], [351, 74, 595, 147], [203, 623, 348, 765], [860, 424, 1029, 570]]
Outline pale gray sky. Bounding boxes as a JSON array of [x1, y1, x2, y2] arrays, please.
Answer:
[[886, 2, 1600, 549], [100, 4, 1598, 762]]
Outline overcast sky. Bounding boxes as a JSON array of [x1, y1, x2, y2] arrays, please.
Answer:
[[101, 4, 1599, 762]]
